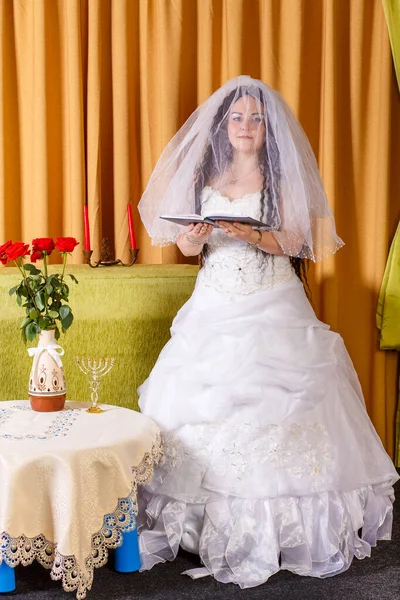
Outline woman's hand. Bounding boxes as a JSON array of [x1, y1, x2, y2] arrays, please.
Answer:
[[176, 222, 214, 257], [185, 222, 214, 243], [216, 221, 258, 244], [216, 221, 285, 255]]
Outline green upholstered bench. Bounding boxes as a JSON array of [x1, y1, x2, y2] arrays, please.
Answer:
[[0, 264, 198, 410]]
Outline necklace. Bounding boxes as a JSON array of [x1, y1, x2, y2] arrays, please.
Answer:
[[228, 164, 259, 185]]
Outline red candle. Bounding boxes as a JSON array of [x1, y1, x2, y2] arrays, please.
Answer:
[[127, 204, 136, 249], [83, 205, 91, 251]]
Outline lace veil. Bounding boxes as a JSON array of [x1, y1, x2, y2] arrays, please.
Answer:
[[138, 75, 344, 261]]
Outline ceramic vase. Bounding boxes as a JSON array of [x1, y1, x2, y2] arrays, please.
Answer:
[[28, 329, 66, 412]]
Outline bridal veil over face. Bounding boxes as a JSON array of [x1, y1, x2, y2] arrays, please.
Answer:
[[138, 75, 344, 261]]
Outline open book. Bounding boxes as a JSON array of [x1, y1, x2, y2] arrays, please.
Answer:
[[160, 214, 272, 230]]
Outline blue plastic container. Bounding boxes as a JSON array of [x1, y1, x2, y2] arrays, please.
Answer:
[[0, 561, 16, 593], [114, 529, 141, 573]]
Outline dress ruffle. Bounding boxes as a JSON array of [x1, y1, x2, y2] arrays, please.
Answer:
[[138, 482, 394, 586]]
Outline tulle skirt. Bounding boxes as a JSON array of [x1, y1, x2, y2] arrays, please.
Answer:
[[137, 275, 398, 586]]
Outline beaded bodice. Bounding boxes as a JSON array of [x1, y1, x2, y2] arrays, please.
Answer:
[[198, 186, 294, 295]]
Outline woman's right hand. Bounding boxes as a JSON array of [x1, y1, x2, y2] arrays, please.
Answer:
[[177, 222, 214, 256], [185, 222, 214, 243]]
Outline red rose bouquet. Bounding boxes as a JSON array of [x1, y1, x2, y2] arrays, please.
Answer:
[[1, 237, 79, 342]]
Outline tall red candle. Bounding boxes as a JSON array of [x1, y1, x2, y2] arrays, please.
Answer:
[[83, 205, 91, 251], [127, 204, 136, 249]]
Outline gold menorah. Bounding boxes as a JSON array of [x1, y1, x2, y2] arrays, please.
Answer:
[[76, 356, 115, 414]]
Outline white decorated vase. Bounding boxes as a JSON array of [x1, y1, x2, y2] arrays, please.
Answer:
[[28, 329, 66, 412]]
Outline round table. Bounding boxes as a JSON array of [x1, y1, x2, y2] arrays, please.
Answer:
[[0, 401, 162, 598]]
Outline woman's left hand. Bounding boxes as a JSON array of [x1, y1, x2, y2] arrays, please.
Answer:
[[216, 221, 256, 244]]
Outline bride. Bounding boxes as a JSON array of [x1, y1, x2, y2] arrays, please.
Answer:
[[136, 76, 399, 586]]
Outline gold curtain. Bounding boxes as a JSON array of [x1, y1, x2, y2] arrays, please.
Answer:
[[0, 0, 399, 457]]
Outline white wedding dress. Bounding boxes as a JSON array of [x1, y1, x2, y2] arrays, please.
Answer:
[[137, 187, 399, 586]]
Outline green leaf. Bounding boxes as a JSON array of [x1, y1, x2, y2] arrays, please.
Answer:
[[45, 283, 53, 295], [19, 285, 29, 297], [38, 317, 50, 329], [69, 274, 79, 284], [48, 310, 59, 318], [54, 326, 60, 340], [29, 279, 39, 292], [25, 321, 40, 341], [20, 317, 31, 329], [35, 291, 45, 311], [61, 311, 73, 331], [24, 264, 40, 275], [40, 317, 55, 330], [9, 285, 18, 296], [29, 308, 39, 320], [59, 305, 70, 320], [16, 294, 22, 306]]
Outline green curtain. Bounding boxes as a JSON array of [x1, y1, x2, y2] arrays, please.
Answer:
[[377, 221, 400, 465], [377, 221, 400, 350], [382, 0, 400, 88], [381, 2, 400, 464]]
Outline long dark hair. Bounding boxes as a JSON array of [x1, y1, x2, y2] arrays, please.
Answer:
[[194, 86, 309, 289]]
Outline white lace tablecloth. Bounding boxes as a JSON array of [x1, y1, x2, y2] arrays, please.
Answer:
[[0, 400, 162, 598]]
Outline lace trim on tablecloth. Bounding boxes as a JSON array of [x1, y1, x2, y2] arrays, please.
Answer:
[[0, 434, 163, 599]]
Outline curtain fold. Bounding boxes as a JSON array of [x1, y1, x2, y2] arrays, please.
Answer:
[[0, 0, 399, 457], [382, 0, 400, 89], [381, 0, 400, 466]]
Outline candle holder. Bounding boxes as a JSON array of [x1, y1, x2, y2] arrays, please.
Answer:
[[84, 238, 139, 268], [76, 356, 115, 414]]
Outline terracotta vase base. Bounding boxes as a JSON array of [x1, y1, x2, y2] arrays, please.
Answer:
[[29, 394, 66, 412]]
